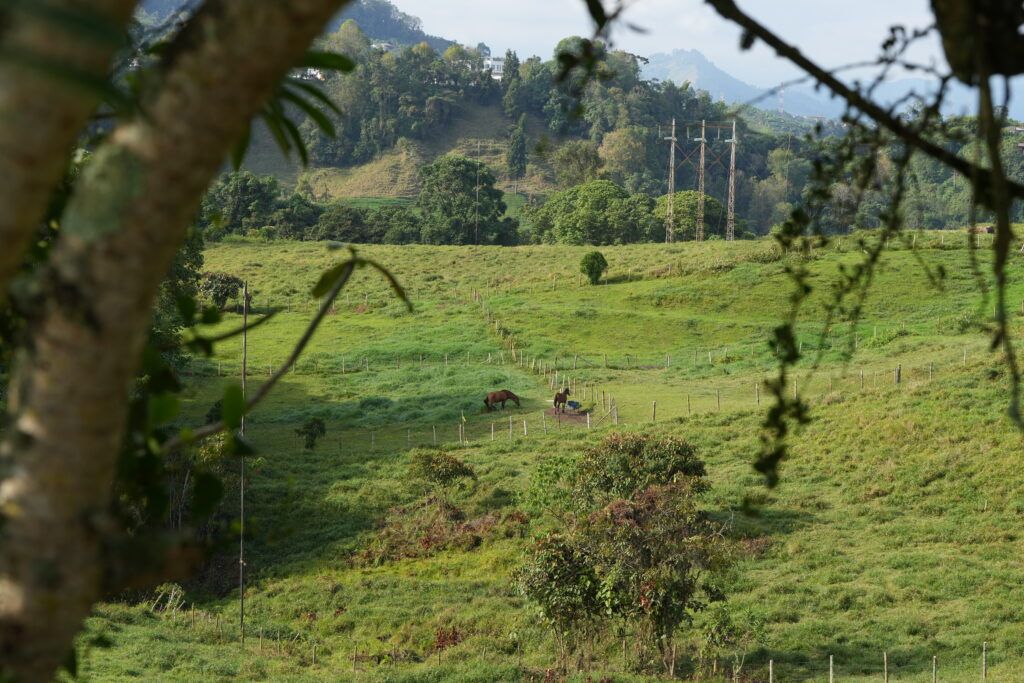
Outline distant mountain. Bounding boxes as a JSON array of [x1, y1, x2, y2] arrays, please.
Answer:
[[644, 48, 1024, 121], [138, 0, 454, 52], [330, 0, 454, 52], [643, 49, 836, 118]]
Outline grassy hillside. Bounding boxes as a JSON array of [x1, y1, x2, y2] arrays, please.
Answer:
[[77, 233, 1024, 681], [251, 103, 555, 203]]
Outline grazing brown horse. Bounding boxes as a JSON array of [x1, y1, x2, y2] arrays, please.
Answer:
[[484, 389, 521, 411], [553, 388, 570, 413]]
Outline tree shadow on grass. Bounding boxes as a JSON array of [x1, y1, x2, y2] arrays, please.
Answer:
[[230, 380, 547, 580]]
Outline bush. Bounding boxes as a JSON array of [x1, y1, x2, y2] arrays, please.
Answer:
[[514, 534, 600, 657], [409, 449, 476, 488], [580, 251, 608, 285], [295, 417, 326, 450], [574, 432, 707, 508], [361, 496, 526, 565]]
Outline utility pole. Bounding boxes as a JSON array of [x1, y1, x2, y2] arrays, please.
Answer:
[[474, 140, 481, 245], [239, 281, 248, 644], [726, 118, 737, 241], [696, 119, 706, 241], [664, 118, 677, 243]]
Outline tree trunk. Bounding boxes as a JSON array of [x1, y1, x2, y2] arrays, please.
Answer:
[[0, 2, 350, 679]]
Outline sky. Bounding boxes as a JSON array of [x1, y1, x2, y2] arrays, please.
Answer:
[[397, 0, 940, 88]]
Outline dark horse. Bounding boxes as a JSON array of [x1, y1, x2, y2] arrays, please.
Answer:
[[553, 387, 570, 413], [484, 389, 521, 411]]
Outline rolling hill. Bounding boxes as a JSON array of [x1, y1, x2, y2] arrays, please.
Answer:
[[75, 232, 1024, 681]]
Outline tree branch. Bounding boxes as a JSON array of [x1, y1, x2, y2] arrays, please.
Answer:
[[702, 0, 1024, 202], [162, 261, 356, 453]]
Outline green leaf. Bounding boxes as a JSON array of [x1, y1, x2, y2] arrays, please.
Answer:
[[311, 261, 355, 298], [276, 114, 308, 166], [221, 384, 245, 430], [299, 51, 356, 72], [280, 87, 336, 138], [583, 0, 607, 28], [286, 78, 342, 116], [148, 394, 180, 427], [231, 122, 251, 171]]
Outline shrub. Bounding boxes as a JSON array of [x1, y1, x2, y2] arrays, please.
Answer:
[[409, 449, 476, 488], [295, 417, 326, 450], [361, 496, 526, 565], [514, 534, 600, 659], [574, 432, 707, 508], [579, 251, 608, 284], [579, 481, 731, 671]]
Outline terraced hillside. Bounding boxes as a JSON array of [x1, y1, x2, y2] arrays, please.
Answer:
[[78, 233, 1024, 681]]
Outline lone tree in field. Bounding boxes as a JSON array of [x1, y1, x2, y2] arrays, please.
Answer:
[[295, 417, 327, 450], [580, 251, 608, 284], [200, 272, 244, 310]]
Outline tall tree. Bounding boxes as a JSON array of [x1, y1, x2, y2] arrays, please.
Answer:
[[506, 114, 528, 190], [499, 48, 521, 91], [0, 1, 354, 678], [418, 155, 514, 244]]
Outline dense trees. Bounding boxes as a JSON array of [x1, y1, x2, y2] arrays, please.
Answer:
[[303, 21, 497, 168], [529, 180, 661, 244], [417, 155, 516, 244]]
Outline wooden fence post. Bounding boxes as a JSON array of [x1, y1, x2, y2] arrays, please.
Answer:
[[687, 394, 691, 416], [652, 401, 657, 422], [983, 641, 988, 679], [756, 382, 760, 405], [769, 659, 773, 683], [829, 654, 834, 683], [586, 412, 591, 429], [894, 365, 902, 384], [508, 415, 513, 440], [884, 651, 888, 683], [491, 423, 495, 440], [717, 389, 721, 411], [932, 655, 937, 683], [522, 419, 527, 437], [432, 425, 437, 444]]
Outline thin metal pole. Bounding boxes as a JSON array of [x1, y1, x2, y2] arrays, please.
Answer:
[[239, 281, 248, 644]]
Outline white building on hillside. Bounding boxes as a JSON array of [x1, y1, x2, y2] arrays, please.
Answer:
[[483, 55, 505, 80]]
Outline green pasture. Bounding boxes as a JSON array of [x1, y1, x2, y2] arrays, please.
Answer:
[[76, 232, 1024, 681]]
